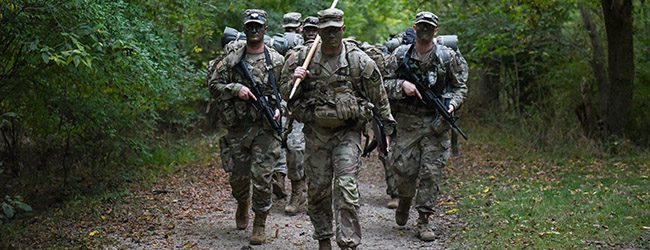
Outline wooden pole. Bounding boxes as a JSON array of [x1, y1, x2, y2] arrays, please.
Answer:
[[288, 0, 339, 99]]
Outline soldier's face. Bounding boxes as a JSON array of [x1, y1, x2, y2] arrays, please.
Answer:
[[319, 25, 345, 49], [303, 27, 318, 41], [285, 26, 302, 33], [414, 23, 437, 41], [244, 23, 266, 43]]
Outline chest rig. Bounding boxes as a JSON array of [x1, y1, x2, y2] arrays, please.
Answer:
[[300, 43, 363, 107], [397, 44, 449, 109]]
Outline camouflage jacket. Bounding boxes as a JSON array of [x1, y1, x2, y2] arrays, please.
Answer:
[[208, 40, 285, 129], [384, 43, 468, 115], [280, 41, 396, 134]]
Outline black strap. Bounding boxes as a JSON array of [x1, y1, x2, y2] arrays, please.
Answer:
[[264, 48, 284, 117], [238, 48, 284, 116]]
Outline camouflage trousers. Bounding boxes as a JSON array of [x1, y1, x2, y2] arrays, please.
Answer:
[[304, 125, 362, 248], [379, 154, 398, 198], [274, 119, 305, 181], [387, 113, 451, 214], [220, 127, 282, 214], [286, 121, 305, 181]]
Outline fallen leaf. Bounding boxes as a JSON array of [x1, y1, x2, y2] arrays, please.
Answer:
[[482, 187, 490, 194], [89, 230, 100, 237], [446, 208, 459, 214]]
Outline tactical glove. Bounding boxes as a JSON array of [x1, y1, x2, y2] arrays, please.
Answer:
[[335, 92, 360, 120]]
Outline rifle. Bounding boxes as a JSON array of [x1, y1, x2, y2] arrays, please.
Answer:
[[237, 51, 284, 140], [396, 46, 468, 140], [361, 108, 388, 157]]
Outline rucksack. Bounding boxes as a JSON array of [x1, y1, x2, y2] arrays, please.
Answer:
[[344, 38, 388, 75]]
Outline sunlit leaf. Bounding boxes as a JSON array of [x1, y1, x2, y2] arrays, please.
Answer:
[[89, 230, 100, 237]]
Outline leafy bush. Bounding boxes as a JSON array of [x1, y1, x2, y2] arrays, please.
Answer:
[[0, 1, 203, 188], [0, 196, 32, 225]]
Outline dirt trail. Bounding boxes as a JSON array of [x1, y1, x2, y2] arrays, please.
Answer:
[[107, 154, 459, 249]]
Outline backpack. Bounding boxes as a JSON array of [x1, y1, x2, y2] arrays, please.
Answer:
[[344, 38, 388, 76], [205, 40, 247, 130]]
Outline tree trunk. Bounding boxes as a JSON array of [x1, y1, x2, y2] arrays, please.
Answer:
[[579, 0, 608, 113], [601, 0, 634, 136], [477, 61, 501, 112], [577, 0, 607, 137]]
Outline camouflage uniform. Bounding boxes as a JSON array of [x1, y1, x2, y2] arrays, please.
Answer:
[[270, 12, 307, 200], [355, 41, 399, 201], [281, 8, 396, 249], [383, 11, 468, 240], [208, 10, 285, 230], [284, 16, 320, 182], [281, 16, 319, 215]]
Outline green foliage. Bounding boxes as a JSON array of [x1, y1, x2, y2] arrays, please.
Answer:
[[1, 195, 33, 224], [0, 0, 204, 198]]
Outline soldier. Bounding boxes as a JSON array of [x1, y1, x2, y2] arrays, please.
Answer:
[[271, 12, 307, 200], [302, 16, 319, 42], [281, 8, 396, 250], [383, 12, 468, 241], [283, 12, 303, 33], [283, 16, 319, 216], [208, 9, 284, 245], [347, 39, 399, 209]]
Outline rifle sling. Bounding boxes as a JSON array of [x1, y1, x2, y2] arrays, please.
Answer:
[[264, 48, 283, 118], [237, 48, 283, 115]]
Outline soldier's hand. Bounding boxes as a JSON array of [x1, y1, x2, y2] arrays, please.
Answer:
[[447, 104, 455, 114], [402, 81, 422, 100], [293, 66, 309, 81], [273, 109, 281, 121], [335, 93, 359, 120], [238, 86, 257, 101]]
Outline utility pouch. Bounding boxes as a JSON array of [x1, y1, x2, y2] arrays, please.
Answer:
[[314, 105, 347, 128]]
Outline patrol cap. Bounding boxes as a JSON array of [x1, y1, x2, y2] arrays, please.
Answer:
[[303, 16, 319, 28], [317, 8, 344, 28], [244, 9, 267, 25], [283, 12, 302, 28], [415, 11, 438, 27]]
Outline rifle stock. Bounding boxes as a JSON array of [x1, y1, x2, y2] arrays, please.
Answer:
[[362, 109, 388, 157]]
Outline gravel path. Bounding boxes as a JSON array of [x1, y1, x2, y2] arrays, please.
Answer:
[[107, 153, 458, 250]]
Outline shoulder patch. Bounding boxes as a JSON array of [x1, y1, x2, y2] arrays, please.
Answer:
[[215, 59, 225, 71], [286, 51, 297, 67]]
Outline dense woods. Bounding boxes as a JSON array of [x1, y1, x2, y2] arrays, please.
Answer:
[[1, 0, 647, 229]]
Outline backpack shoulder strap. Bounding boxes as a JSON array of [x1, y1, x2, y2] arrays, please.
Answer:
[[435, 44, 452, 68]]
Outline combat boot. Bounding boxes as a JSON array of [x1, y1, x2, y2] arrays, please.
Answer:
[[235, 198, 250, 230], [249, 213, 267, 245], [387, 196, 399, 209], [395, 197, 412, 226], [284, 179, 307, 215], [272, 172, 287, 199], [318, 239, 332, 250], [416, 212, 435, 241]]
